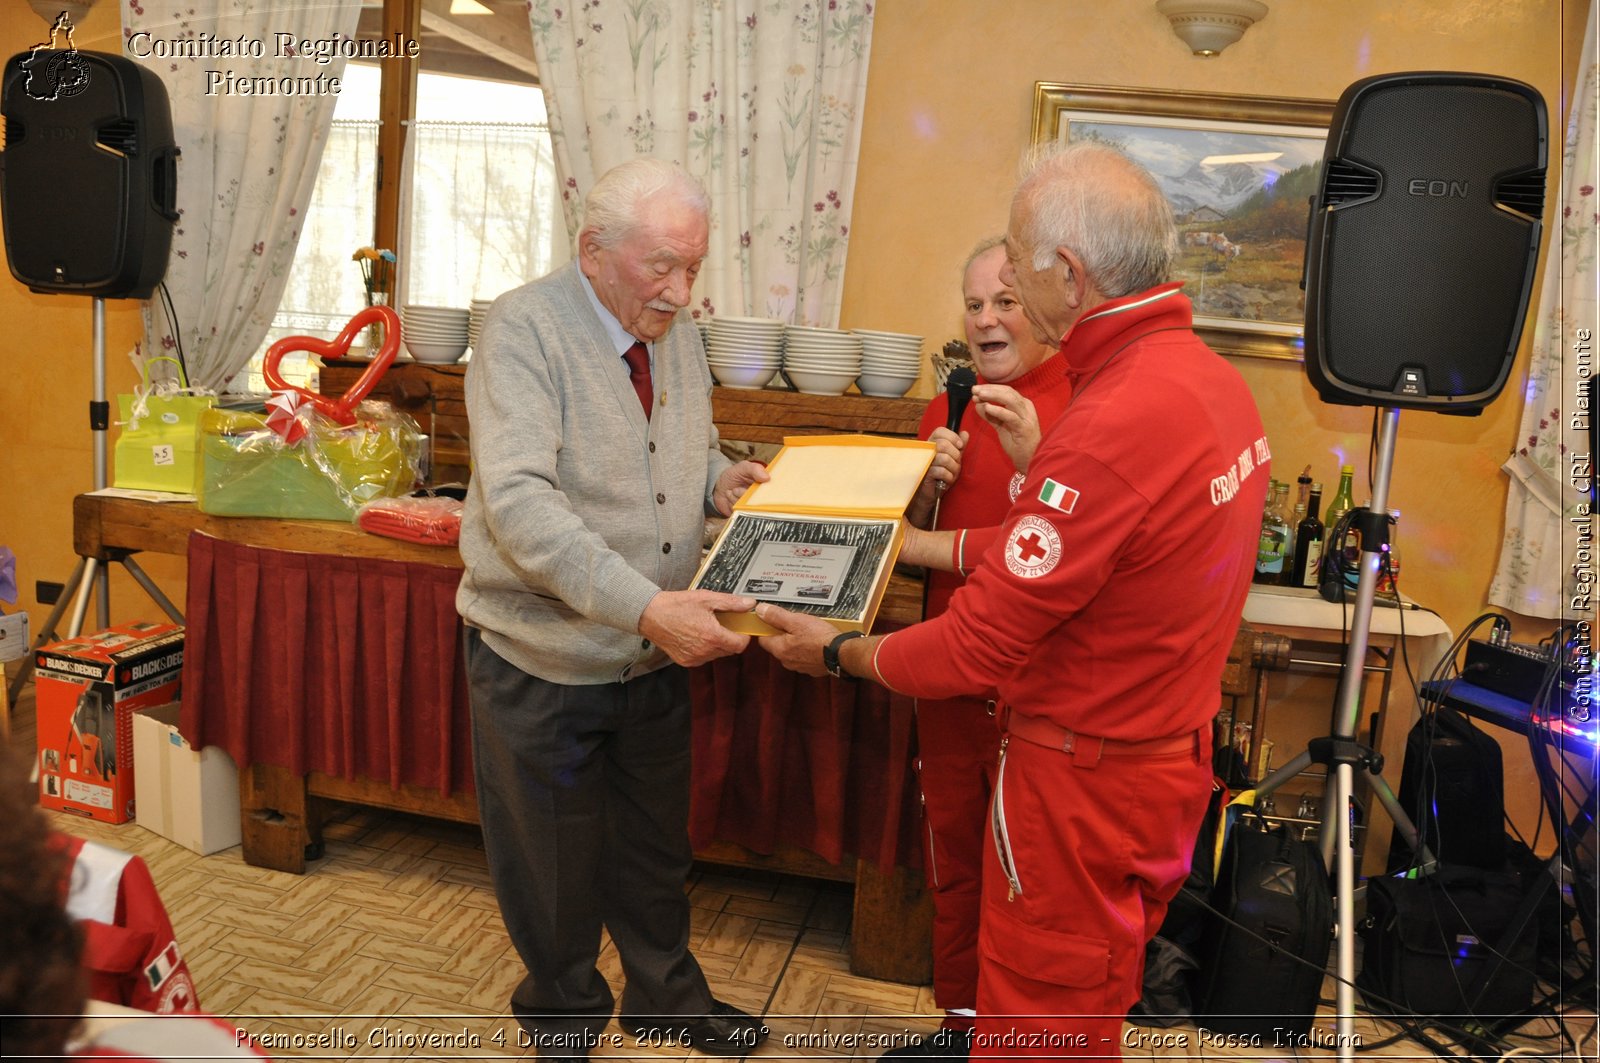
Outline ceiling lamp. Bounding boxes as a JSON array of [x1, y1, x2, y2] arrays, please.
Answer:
[[27, 0, 97, 26], [1156, 0, 1269, 57]]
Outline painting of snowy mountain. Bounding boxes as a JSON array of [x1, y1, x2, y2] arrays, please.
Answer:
[[1065, 115, 1327, 334]]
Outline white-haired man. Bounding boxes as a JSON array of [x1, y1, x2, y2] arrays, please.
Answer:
[[760, 142, 1269, 1058], [458, 158, 769, 1061]]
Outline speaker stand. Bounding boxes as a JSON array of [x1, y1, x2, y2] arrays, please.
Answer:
[[1250, 407, 1434, 1061], [6, 298, 184, 706]]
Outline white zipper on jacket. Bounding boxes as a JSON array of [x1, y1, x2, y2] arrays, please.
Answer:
[[991, 736, 1023, 900]]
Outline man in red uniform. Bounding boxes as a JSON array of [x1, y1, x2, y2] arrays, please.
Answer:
[[759, 142, 1269, 1058], [891, 238, 1072, 1059]]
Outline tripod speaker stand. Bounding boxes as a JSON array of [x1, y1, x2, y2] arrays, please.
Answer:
[[1250, 70, 1548, 1059]]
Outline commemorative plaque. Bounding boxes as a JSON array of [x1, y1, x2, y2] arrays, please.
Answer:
[[691, 434, 936, 634]]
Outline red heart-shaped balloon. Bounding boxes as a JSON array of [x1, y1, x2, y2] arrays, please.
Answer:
[[262, 304, 402, 426]]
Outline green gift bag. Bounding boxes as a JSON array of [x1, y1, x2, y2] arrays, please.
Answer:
[[114, 355, 215, 494]]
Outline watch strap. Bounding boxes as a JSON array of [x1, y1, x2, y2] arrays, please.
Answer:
[[824, 630, 866, 679]]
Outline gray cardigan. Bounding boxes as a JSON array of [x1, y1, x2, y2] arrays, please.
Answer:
[[456, 262, 730, 685]]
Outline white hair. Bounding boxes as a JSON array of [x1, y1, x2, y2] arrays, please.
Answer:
[[582, 158, 711, 249], [1014, 141, 1178, 298]]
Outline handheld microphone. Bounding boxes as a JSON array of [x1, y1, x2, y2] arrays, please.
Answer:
[[945, 366, 977, 433]]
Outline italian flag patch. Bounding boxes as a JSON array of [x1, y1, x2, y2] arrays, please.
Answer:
[[1038, 478, 1079, 514]]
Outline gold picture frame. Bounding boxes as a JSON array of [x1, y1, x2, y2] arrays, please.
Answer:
[[1031, 83, 1335, 361]]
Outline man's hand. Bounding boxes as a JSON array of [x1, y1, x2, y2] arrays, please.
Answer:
[[905, 428, 967, 529], [712, 460, 772, 517], [640, 589, 755, 666], [754, 603, 842, 676], [973, 384, 1041, 474]]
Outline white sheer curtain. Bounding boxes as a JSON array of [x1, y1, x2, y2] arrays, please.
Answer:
[[528, 0, 875, 326], [401, 121, 564, 308], [1489, 7, 1598, 619], [123, 0, 363, 391]]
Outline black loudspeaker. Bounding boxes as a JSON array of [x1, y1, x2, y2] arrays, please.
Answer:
[[1, 49, 179, 298], [1387, 708, 1506, 873], [1303, 72, 1547, 413]]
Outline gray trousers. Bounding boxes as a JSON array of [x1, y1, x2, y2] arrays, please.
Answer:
[[464, 628, 712, 1040]]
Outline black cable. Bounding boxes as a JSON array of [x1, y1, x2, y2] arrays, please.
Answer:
[[158, 279, 190, 385]]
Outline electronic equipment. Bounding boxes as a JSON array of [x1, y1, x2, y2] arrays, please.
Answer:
[[1388, 708, 1505, 873], [1303, 72, 1547, 413], [944, 366, 976, 432], [1, 49, 179, 297], [1463, 637, 1561, 701]]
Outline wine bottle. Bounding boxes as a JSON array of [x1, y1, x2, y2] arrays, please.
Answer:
[[1254, 481, 1292, 584], [1291, 484, 1325, 587], [1323, 465, 1356, 548]]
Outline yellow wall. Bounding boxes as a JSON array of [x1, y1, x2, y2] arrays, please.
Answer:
[[0, 0, 1586, 830]]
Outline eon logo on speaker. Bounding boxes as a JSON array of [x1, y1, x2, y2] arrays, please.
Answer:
[[38, 125, 78, 142], [1406, 179, 1470, 199]]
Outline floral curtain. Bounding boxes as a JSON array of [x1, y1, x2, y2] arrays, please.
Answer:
[[1489, 7, 1598, 619], [123, 0, 363, 392], [528, 0, 875, 326]]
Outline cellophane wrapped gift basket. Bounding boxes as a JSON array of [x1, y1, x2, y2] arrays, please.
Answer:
[[196, 305, 424, 521]]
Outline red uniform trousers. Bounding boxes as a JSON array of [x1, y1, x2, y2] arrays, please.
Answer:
[[972, 727, 1212, 1060], [915, 695, 1001, 1022]]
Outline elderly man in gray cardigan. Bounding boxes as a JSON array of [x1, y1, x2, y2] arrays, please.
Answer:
[[457, 158, 770, 1061]]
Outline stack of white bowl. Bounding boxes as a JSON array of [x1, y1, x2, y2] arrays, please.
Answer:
[[851, 329, 924, 397], [467, 298, 493, 350], [704, 316, 784, 389], [401, 305, 470, 364], [782, 324, 862, 395]]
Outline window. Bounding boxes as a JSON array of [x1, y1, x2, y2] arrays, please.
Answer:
[[247, 3, 559, 392]]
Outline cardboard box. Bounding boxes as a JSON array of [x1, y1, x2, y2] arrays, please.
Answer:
[[35, 622, 184, 824], [133, 702, 241, 854], [690, 434, 935, 635]]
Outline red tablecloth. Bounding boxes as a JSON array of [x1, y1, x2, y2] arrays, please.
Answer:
[[179, 532, 921, 870]]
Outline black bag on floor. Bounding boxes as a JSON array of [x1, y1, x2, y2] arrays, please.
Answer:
[[1358, 864, 1539, 1022], [1130, 779, 1227, 1028], [1194, 813, 1333, 1036]]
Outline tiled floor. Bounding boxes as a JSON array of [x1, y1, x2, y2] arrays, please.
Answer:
[[10, 678, 1596, 1060]]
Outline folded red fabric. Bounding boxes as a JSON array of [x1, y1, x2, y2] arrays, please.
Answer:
[[356, 495, 463, 546]]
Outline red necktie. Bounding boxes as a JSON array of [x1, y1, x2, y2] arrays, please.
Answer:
[[622, 341, 652, 419]]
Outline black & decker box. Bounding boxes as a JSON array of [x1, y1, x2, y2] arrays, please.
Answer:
[[35, 622, 184, 823]]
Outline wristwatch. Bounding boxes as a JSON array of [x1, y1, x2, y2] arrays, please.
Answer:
[[823, 630, 866, 679]]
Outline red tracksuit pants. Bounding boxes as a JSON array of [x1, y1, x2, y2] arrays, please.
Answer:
[[973, 729, 1212, 1059], [914, 696, 1002, 1023]]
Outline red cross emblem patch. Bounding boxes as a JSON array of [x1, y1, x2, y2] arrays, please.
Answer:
[[1005, 514, 1063, 579]]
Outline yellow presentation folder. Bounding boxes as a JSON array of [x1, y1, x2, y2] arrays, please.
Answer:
[[691, 434, 936, 636]]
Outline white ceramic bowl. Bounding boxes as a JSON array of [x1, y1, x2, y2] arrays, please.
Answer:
[[709, 362, 779, 389], [405, 338, 469, 364], [856, 372, 919, 398], [783, 368, 855, 395], [781, 357, 861, 372]]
